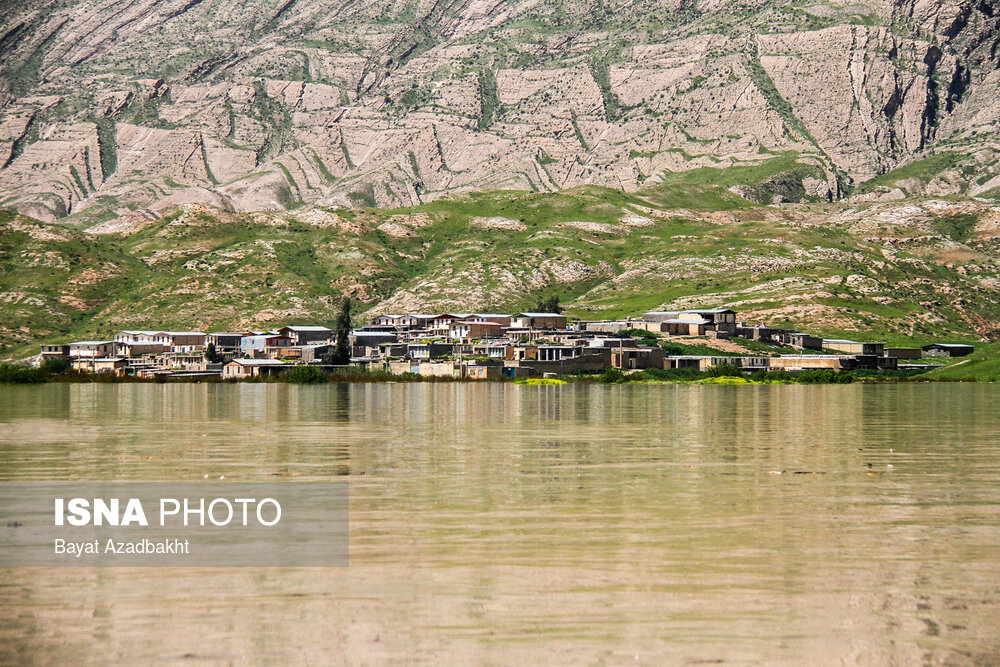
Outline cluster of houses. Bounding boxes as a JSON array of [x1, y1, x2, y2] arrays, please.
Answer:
[[35, 309, 975, 380]]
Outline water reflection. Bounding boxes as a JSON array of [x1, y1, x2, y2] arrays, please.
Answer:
[[0, 383, 998, 664]]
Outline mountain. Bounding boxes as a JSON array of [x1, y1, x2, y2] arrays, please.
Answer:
[[1, 0, 999, 222], [2, 174, 999, 359]]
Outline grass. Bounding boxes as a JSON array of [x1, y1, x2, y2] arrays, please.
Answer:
[[855, 152, 963, 193], [2, 179, 999, 362], [924, 342, 1000, 381]]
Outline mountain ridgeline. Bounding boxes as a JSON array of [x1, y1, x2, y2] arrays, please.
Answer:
[[0, 0, 998, 222]]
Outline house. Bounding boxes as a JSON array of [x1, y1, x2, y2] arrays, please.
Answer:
[[71, 357, 126, 375], [369, 314, 435, 329], [886, 347, 923, 360], [153, 331, 206, 352], [922, 343, 974, 357], [427, 314, 469, 334], [461, 362, 503, 380], [207, 332, 244, 351], [115, 341, 167, 357], [510, 312, 568, 329], [577, 320, 666, 334], [278, 325, 332, 345], [407, 343, 454, 360], [241, 335, 292, 356], [612, 348, 666, 370], [268, 344, 331, 362], [68, 341, 115, 358], [644, 309, 737, 334], [682, 309, 737, 330], [222, 359, 290, 379], [506, 349, 611, 375], [449, 320, 503, 340], [824, 339, 885, 356], [735, 324, 784, 342], [154, 352, 208, 371], [765, 355, 854, 371], [659, 317, 711, 336], [774, 332, 823, 351], [37, 344, 69, 364], [370, 314, 405, 327], [664, 356, 763, 371], [468, 313, 513, 327], [114, 330, 162, 344]]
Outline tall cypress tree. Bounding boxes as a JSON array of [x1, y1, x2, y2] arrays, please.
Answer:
[[332, 297, 351, 364]]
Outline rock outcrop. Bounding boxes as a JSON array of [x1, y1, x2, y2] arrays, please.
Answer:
[[0, 0, 998, 221]]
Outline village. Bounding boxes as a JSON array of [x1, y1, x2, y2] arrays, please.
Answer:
[[32, 308, 976, 381]]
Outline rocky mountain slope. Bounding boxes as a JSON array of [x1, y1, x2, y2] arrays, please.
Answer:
[[1, 0, 999, 222], [2, 167, 998, 359]]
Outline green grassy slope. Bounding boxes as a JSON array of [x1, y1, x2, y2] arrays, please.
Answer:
[[924, 342, 1000, 381], [2, 177, 999, 360]]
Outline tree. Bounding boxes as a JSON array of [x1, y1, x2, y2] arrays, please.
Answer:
[[533, 294, 561, 313], [330, 297, 352, 365], [205, 342, 222, 363]]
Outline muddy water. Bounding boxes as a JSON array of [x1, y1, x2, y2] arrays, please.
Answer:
[[1, 383, 998, 664]]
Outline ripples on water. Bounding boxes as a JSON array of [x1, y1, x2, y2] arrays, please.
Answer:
[[0, 383, 998, 664]]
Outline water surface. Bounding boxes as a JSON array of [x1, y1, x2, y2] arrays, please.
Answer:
[[1, 383, 998, 664]]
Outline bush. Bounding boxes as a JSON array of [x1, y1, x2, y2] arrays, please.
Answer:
[[615, 328, 660, 340], [284, 365, 328, 384], [704, 362, 744, 378], [637, 367, 702, 381], [599, 368, 630, 384], [40, 357, 71, 374], [796, 369, 855, 384], [0, 363, 45, 383], [751, 369, 794, 383]]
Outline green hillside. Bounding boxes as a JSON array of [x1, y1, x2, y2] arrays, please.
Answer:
[[924, 343, 1000, 381], [2, 177, 999, 361]]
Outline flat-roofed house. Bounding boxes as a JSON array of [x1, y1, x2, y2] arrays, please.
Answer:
[[71, 357, 126, 375], [659, 317, 711, 336], [114, 330, 162, 345], [887, 347, 923, 360], [115, 341, 168, 357], [469, 313, 513, 327], [612, 348, 666, 370], [241, 335, 293, 357], [68, 341, 114, 358], [922, 343, 975, 357], [37, 344, 70, 364], [824, 339, 885, 356], [682, 309, 737, 330], [642, 311, 681, 323], [449, 320, 503, 340], [510, 312, 568, 329], [644, 309, 737, 334], [153, 331, 206, 353], [774, 332, 823, 350], [207, 332, 244, 351], [370, 314, 404, 327], [278, 325, 332, 345], [222, 359, 290, 379]]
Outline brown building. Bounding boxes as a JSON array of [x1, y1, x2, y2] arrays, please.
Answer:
[[612, 348, 666, 370], [824, 340, 885, 356]]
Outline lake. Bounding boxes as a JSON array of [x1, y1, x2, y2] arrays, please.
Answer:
[[1, 383, 998, 664]]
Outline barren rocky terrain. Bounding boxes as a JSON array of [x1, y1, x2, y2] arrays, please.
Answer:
[[1, 0, 999, 222]]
